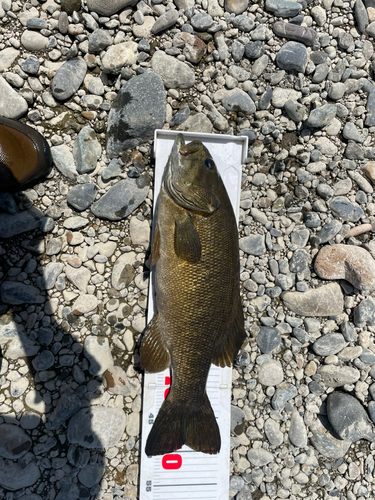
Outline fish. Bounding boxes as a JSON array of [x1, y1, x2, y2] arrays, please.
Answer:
[[0, 116, 52, 192], [141, 133, 246, 456]]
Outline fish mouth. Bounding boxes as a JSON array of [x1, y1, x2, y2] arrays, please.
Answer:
[[165, 134, 216, 214]]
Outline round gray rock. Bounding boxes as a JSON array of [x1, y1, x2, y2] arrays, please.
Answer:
[[0, 424, 32, 459], [275, 41, 308, 73]]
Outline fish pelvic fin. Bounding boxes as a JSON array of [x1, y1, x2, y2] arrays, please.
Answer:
[[140, 314, 171, 373], [212, 291, 246, 368], [174, 212, 202, 263], [145, 393, 220, 457]]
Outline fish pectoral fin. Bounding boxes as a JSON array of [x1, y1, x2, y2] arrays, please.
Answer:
[[212, 292, 247, 368], [140, 314, 170, 372], [174, 213, 202, 263], [151, 223, 160, 267]]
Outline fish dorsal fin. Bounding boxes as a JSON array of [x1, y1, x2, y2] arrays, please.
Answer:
[[174, 212, 201, 263], [212, 291, 246, 368], [140, 314, 171, 373], [151, 223, 160, 267]]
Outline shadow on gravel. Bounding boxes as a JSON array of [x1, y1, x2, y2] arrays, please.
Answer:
[[0, 229, 105, 499]]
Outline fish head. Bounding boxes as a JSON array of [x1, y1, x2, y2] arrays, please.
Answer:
[[164, 134, 221, 215]]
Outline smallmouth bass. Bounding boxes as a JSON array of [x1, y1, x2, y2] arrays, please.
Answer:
[[141, 133, 246, 456]]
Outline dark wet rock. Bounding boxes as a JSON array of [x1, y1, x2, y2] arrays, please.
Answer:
[[51, 57, 87, 101], [275, 41, 308, 73], [327, 392, 375, 442], [256, 327, 281, 353], [67, 184, 97, 211], [91, 174, 150, 221], [329, 196, 364, 222], [273, 21, 317, 46], [312, 333, 347, 356], [271, 383, 298, 411], [353, 297, 375, 327], [106, 72, 166, 157]]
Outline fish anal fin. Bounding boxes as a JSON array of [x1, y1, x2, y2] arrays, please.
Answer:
[[140, 314, 170, 373], [151, 224, 160, 267], [174, 213, 201, 263], [212, 292, 246, 368]]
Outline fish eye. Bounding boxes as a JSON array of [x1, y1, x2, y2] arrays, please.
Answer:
[[205, 158, 215, 170]]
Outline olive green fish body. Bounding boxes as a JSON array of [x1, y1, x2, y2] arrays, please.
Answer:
[[141, 134, 245, 456]]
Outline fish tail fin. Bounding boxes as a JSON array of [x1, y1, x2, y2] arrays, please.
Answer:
[[145, 393, 221, 456]]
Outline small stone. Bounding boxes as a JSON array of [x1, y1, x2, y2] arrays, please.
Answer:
[[231, 406, 246, 435], [315, 244, 375, 291], [239, 234, 266, 255], [256, 327, 281, 353], [32, 350, 54, 371], [1, 281, 43, 305], [258, 360, 284, 386], [225, 0, 249, 14], [49, 390, 82, 430], [264, 418, 283, 446], [72, 294, 98, 315], [51, 57, 87, 101], [289, 410, 307, 448], [319, 365, 360, 387], [190, 12, 213, 31], [271, 383, 298, 410], [315, 219, 342, 244], [310, 415, 351, 459], [329, 196, 364, 222], [355, 0, 369, 33], [282, 283, 344, 316], [106, 72, 166, 156], [91, 175, 150, 221], [222, 88, 256, 114], [67, 184, 97, 211], [327, 392, 375, 442], [103, 366, 132, 396], [275, 41, 308, 73], [273, 21, 317, 46], [51, 145, 78, 181], [311, 5, 327, 26], [20, 31, 48, 51], [0, 424, 31, 459], [88, 29, 112, 53], [73, 126, 101, 174], [289, 249, 309, 273], [247, 448, 273, 466], [312, 333, 347, 356], [265, 0, 302, 17], [306, 104, 337, 128], [67, 406, 126, 448], [151, 51, 195, 89], [353, 297, 375, 327], [129, 217, 150, 248], [84, 335, 114, 375], [102, 41, 138, 73], [245, 41, 264, 59], [0, 76, 28, 119]]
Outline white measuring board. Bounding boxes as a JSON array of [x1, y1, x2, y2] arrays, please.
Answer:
[[139, 130, 248, 500]]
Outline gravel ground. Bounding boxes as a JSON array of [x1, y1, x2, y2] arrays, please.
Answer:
[[2, 0, 375, 499]]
